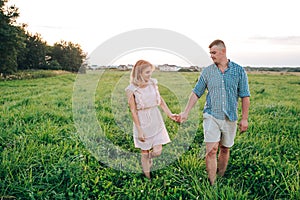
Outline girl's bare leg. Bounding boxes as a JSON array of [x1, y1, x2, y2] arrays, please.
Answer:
[[150, 145, 162, 158], [141, 150, 151, 179]]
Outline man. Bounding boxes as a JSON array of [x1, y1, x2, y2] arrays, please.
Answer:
[[178, 39, 250, 185]]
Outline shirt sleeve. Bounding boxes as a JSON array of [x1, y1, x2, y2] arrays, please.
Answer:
[[192, 70, 207, 98], [238, 68, 251, 98]]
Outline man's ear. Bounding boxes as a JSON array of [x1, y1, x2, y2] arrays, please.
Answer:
[[222, 48, 226, 54]]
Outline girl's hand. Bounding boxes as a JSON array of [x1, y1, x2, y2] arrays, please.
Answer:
[[169, 114, 180, 122], [138, 131, 145, 142]]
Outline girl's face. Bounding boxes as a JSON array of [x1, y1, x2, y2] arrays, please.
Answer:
[[141, 66, 152, 82]]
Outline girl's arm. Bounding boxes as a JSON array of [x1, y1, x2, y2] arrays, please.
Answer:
[[127, 91, 145, 142], [159, 96, 177, 121]]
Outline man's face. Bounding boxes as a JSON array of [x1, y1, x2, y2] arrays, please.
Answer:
[[209, 45, 224, 65]]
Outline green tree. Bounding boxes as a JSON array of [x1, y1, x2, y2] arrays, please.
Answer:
[[18, 32, 48, 70], [51, 40, 86, 72], [0, 0, 25, 76]]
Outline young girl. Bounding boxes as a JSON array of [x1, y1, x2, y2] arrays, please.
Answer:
[[125, 60, 177, 179]]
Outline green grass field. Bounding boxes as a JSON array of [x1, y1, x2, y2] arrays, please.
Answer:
[[0, 70, 299, 199]]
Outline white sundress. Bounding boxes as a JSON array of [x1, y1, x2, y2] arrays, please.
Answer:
[[125, 78, 171, 150]]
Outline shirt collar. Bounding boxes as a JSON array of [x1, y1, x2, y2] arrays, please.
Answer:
[[227, 59, 231, 68], [213, 59, 231, 72]]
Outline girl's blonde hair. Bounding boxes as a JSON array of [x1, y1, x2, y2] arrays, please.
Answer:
[[130, 60, 155, 87]]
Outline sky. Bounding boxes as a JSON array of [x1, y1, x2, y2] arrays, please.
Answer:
[[8, 0, 300, 67]]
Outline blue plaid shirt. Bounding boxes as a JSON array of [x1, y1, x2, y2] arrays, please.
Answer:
[[193, 60, 250, 121]]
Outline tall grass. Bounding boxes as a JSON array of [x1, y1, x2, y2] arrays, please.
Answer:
[[0, 71, 299, 199]]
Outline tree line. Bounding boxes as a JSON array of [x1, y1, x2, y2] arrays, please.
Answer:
[[0, 0, 86, 77]]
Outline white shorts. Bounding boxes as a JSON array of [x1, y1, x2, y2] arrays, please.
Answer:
[[203, 113, 237, 147]]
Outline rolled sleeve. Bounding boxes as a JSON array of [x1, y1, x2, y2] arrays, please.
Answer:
[[238, 69, 251, 98], [193, 73, 207, 98]]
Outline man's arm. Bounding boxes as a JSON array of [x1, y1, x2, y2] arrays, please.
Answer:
[[239, 96, 250, 132], [179, 92, 199, 122]]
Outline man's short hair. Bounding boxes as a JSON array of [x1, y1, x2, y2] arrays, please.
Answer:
[[209, 39, 226, 49]]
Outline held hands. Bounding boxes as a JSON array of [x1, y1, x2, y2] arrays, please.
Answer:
[[169, 112, 188, 123], [178, 112, 188, 123], [169, 114, 180, 122]]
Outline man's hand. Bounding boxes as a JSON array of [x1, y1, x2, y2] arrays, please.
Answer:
[[239, 119, 248, 133], [177, 112, 188, 123]]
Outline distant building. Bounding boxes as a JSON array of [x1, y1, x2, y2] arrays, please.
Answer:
[[158, 64, 181, 71], [127, 64, 133, 69], [118, 65, 128, 70]]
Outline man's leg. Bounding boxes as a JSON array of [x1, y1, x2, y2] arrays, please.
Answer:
[[205, 142, 219, 185], [217, 119, 236, 177], [217, 145, 230, 176]]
